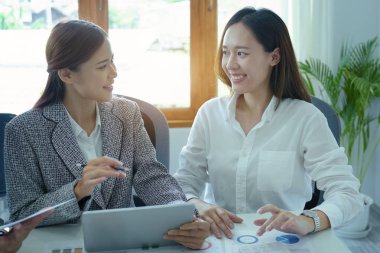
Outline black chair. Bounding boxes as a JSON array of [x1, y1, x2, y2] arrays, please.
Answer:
[[0, 113, 16, 199], [115, 95, 170, 206], [304, 97, 341, 209]]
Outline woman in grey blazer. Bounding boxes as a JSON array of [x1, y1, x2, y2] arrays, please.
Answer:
[[4, 20, 209, 249]]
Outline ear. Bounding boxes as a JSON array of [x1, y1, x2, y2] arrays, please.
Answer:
[[57, 68, 74, 84], [270, 48, 280, 66]]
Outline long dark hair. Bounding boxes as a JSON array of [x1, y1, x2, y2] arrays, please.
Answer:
[[215, 7, 311, 104], [34, 20, 108, 108]]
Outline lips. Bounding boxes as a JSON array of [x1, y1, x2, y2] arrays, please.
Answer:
[[229, 74, 246, 83], [103, 85, 113, 91]]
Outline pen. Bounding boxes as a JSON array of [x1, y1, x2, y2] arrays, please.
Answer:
[[75, 163, 128, 172]]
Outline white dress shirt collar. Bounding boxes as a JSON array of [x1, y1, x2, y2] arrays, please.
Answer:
[[66, 104, 101, 138]]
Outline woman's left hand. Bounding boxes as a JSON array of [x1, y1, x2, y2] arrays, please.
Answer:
[[164, 217, 211, 249], [254, 204, 314, 236]]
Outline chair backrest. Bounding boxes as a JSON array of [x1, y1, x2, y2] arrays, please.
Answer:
[[0, 113, 16, 197], [115, 95, 170, 169], [304, 97, 341, 209], [115, 95, 170, 207]]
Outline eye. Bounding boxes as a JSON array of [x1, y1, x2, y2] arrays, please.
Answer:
[[222, 50, 230, 56], [98, 65, 107, 70], [237, 51, 248, 56]]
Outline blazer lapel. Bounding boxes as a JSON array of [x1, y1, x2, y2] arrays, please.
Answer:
[[98, 102, 123, 208], [44, 103, 86, 179], [44, 103, 107, 209]]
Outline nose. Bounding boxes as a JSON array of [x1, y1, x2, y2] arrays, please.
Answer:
[[226, 55, 238, 70], [110, 63, 117, 78]]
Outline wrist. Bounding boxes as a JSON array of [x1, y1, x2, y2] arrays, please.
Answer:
[[74, 181, 85, 201], [301, 210, 321, 233]]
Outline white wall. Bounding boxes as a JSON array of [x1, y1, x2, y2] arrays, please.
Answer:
[[324, 0, 380, 206], [168, 0, 380, 206], [169, 128, 190, 174]]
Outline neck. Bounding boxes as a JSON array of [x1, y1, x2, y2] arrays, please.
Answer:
[[239, 90, 273, 116], [63, 95, 97, 135]]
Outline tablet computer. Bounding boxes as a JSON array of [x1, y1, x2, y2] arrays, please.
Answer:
[[82, 202, 195, 252]]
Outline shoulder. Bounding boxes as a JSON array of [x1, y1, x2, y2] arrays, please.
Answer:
[[101, 96, 140, 115], [6, 108, 44, 130], [198, 96, 230, 115], [279, 98, 323, 119]]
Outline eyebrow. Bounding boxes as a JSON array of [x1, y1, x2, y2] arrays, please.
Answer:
[[96, 54, 113, 65], [222, 45, 250, 50]]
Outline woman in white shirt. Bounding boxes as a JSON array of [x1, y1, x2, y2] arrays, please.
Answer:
[[174, 7, 362, 239]]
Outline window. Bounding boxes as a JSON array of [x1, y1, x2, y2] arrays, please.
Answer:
[[0, 0, 78, 113], [79, 0, 217, 127], [1, 0, 291, 127]]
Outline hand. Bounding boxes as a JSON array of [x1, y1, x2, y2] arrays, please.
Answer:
[[0, 209, 52, 253], [254, 204, 314, 236], [190, 198, 243, 239], [164, 217, 210, 249], [74, 156, 127, 200]]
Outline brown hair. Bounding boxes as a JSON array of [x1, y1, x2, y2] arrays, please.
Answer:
[[215, 7, 311, 104], [34, 20, 108, 108]]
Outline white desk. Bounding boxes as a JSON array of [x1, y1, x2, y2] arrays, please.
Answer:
[[19, 213, 351, 253]]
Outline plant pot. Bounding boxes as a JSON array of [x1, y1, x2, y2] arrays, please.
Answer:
[[333, 194, 373, 238]]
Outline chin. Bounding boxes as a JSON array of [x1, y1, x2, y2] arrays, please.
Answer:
[[98, 95, 113, 103]]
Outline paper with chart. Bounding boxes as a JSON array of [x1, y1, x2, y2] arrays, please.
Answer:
[[0, 198, 75, 231], [224, 228, 314, 253]]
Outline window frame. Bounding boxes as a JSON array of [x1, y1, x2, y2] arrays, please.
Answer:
[[78, 0, 217, 127]]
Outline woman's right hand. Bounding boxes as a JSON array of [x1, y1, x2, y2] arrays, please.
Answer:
[[189, 198, 243, 239], [74, 156, 126, 201]]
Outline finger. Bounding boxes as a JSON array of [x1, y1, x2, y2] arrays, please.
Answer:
[[86, 177, 107, 186], [207, 216, 230, 239], [216, 209, 235, 229], [87, 156, 123, 167], [167, 228, 208, 238], [209, 211, 233, 239], [257, 204, 281, 215], [227, 212, 244, 224], [256, 214, 278, 236], [253, 218, 267, 226], [266, 213, 290, 232], [205, 217, 222, 239], [83, 166, 123, 179], [179, 220, 210, 232]]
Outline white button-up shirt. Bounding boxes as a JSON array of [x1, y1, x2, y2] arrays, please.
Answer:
[[66, 105, 102, 161], [175, 94, 362, 228]]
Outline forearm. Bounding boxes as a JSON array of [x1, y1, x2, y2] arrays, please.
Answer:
[[9, 181, 82, 226]]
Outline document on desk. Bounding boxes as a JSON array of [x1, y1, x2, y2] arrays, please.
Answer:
[[224, 229, 314, 253], [0, 198, 75, 231]]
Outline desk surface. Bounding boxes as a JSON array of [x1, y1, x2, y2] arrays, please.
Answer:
[[19, 213, 351, 253]]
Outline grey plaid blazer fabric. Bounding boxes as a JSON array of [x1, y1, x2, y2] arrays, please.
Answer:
[[4, 97, 186, 226]]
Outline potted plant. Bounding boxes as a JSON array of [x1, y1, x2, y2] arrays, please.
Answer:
[[299, 37, 380, 238]]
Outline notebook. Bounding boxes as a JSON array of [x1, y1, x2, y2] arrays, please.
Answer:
[[82, 202, 195, 252]]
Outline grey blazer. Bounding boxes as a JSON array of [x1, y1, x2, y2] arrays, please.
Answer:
[[4, 97, 186, 226]]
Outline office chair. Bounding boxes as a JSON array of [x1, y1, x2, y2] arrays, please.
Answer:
[[1, 113, 16, 199], [304, 96, 341, 209], [115, 95, 170, 206]]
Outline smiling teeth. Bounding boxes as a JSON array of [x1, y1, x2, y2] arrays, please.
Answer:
[[231, 75, 245, 80]]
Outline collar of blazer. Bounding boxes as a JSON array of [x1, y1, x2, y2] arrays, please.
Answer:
[[42, 101, 124, 209]]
